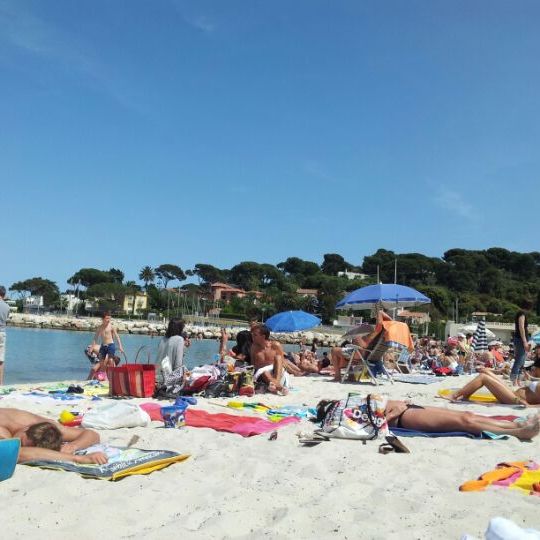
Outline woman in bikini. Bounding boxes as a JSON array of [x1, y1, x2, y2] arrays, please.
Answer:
[[444, 369, 540, 406], [385, 399, 539, 440]]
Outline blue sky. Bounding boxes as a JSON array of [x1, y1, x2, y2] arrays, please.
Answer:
[[2, 0, 539, 291]]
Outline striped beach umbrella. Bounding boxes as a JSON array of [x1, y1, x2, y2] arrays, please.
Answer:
[[471, 320, 489, 352]]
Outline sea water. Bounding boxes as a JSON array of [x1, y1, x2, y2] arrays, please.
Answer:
[[2, 327, 314, 385], [2, 327, 222, 384]]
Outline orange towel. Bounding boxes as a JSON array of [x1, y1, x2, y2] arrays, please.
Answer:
[[381, 321, 414, 352], [460, 462, 540, 495]]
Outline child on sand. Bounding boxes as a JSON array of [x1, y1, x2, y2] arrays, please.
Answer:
[[88, 312, 124, 379]]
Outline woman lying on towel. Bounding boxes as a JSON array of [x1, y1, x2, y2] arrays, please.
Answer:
[[443, 369, 540, 406], [385, 400, 539, 440]]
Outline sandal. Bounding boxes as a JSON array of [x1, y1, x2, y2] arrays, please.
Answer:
[[298, 431, 331, 446], [379, 435, 410, 454]]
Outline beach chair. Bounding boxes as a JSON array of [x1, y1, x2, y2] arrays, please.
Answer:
[[395, 347, 412, 374], [340, 333, 394, 385], [0, 439, 20, 482]]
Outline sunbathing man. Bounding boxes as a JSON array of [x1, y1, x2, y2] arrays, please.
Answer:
[[385, 400, 539, 440], [0, 408, 108, 464], [250, 324, 288, 395], [444, 369, 540, 406]]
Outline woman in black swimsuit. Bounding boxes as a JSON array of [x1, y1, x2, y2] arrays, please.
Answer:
[[385, 400, 539, 440]]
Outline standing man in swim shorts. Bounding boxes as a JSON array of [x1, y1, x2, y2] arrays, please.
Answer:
[[0, 286, 10, 385], [90, 311, 124, 369]]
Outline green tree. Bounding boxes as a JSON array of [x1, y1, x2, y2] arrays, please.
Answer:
[[138, 266, 156, 289], [192, 264, 227, 285], [155, 264, 186, 288], [68, 268, 116, 288], [321, 253, 354, 276], [10, 277, 60, 306]]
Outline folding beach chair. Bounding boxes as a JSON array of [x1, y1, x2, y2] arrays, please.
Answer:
[[340, 333, 394, 385], [395, 346, 412, 374]]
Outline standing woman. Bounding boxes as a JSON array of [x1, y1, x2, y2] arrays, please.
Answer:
[[510, 300, 532, 384], [157, 318, 185, 383]]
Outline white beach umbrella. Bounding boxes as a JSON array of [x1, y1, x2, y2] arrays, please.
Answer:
[[459, 324, 496, 339]]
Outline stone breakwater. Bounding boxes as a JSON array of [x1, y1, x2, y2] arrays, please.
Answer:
[[6, 313, 343, 347]]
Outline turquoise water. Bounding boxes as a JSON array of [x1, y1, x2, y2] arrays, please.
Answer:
[[2, 327, 222, 384], [2, 327, 317, 385]]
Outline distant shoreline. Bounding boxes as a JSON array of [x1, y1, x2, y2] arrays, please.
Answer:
[[6, 313, 341, 346]]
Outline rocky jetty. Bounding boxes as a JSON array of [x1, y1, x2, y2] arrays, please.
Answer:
[[6, 313, 343, 347]]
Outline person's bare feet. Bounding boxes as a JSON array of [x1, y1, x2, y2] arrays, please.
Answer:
[[512, 415, 540, 440], [268, 382, 288, 396]]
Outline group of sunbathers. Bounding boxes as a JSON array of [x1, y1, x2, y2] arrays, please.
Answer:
[[5, 311, 539, 468]]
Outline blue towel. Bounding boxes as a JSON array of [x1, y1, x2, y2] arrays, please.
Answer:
[[391, 428, 508, 440]]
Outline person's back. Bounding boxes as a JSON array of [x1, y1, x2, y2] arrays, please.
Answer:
[[157, 334, 185, 371]]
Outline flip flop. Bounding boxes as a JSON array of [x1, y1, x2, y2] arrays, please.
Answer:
[[379, 435, 410, 454], [299, 431, 330, 446]]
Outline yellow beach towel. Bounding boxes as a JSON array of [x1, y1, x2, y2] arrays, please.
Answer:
[[23, 446, 189, 481], [460, 461, 540, 495], [438, 388, 498, 403]]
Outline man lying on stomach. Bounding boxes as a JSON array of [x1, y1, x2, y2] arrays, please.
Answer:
[[0, 408, 107, 464]]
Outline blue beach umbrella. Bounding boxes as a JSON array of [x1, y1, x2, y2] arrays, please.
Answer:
[[265, 310, 321, 332], [336, 284, 431, 311], [531, 332, 540, 345]]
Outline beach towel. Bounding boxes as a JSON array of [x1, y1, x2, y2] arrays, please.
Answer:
[[254, 365, 290, 388], [460, 461, 540, 496], [438, 388, 498, 403], [393, 374, 439, 385], [391, 428, 508, 440], [184, 408, 300, 437], [23, 444, 189, 481], [380, 320, 414, 352]]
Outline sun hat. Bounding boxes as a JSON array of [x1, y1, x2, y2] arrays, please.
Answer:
[[457, 333, 466, 338]]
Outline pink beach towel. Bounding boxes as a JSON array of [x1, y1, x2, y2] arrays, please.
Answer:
[[184, 409, 300, 437]]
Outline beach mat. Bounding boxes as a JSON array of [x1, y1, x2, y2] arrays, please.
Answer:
[[391, 428, 508, 440], [393, 374, 439, 385], [438, 388, 498, 403], [23, 445, 189, 481], [460, 461, 540, 495], [185, 408, 300, 437]]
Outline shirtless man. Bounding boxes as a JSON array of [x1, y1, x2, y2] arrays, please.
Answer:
[[90, 311, 124, 372], [0, 408, 107, 464], [250, 324, 288, 394]]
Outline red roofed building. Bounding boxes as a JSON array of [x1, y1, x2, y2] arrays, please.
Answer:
[[210, 283, 263, 304]]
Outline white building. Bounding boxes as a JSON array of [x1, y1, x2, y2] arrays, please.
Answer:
[[61, 294, 82, 314], [23, 295, 44, 313], [337, 271, 369, 281]]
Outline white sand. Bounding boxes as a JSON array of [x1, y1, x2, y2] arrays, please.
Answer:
[[0, 375, 538, 539]]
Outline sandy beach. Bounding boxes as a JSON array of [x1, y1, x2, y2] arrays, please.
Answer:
[[1, 374, 538, 540]]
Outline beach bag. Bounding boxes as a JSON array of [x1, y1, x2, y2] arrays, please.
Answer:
[[82, 402, 151, 430], [108, 353, 156, 398], [107, 360, 130, 397], [127, 361, 156, 398], [317, 393, 389, 440]]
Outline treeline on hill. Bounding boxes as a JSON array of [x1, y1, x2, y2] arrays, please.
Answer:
[[9, 248, 540, 324]]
